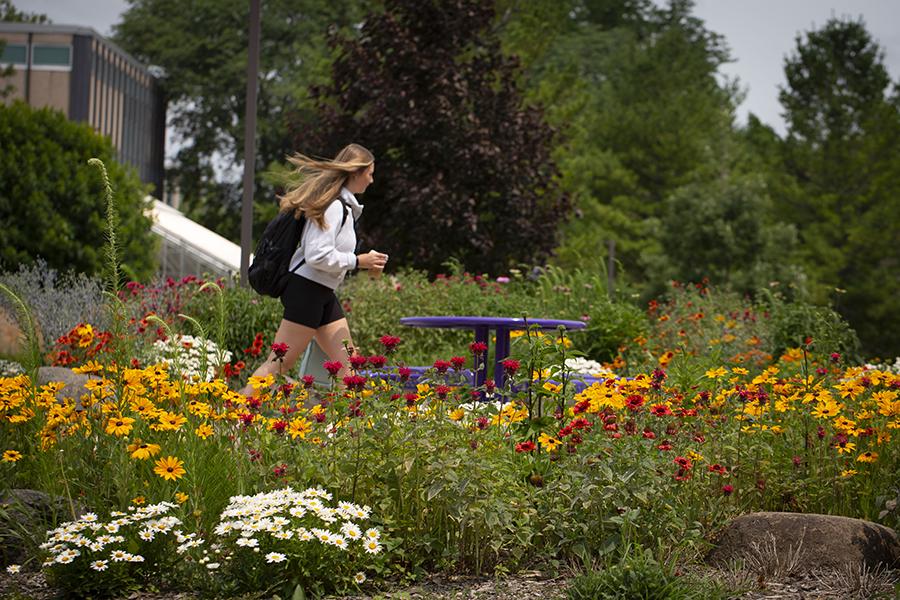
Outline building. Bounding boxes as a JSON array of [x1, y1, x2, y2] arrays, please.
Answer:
[[0, 22, 165, 195]]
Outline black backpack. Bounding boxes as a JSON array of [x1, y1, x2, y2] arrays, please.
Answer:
[[248, 201, 349, 298]]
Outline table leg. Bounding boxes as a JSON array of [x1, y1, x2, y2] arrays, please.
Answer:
[[494, 326, 510, 389], [474, 326, 488, 389]]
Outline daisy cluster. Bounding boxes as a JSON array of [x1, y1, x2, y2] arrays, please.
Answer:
[[147, 334, 232, 381], [213, 487, 383, 556], [38, 501, 186, 571], [564, 357, 614, 378]]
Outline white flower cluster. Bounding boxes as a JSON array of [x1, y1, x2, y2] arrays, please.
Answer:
[[0, 358, 24, 377], [213, 487, 382, 556], [865, 357, 900, 375], [146, 334, 232, 381], [39, 502, 186, 570], [563, 357, 614, 378]]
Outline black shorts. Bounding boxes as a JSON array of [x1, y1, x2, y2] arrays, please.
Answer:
[[280, 275, 345, 328]]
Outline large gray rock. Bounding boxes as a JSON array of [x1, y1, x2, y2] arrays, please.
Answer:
[[37, 366, 92, 405], [0, 489, 82, 567], [706, 511, 900, 572]]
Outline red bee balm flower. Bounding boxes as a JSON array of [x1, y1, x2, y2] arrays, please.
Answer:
[[501, 359, 520, 374], [271, 343, 289, 359], [323, 361, 343, 376], [379, 335, 402, 352], [349, 355, 368, 370], [368, 355, 387, 368], [722, 484, 734, 496], [343, 375, 367, 391], [469, 342, 488, 355], [433, 360, 451, 374], [450, 356, 466, 370]]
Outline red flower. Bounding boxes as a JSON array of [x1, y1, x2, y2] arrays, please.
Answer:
[[271, 342, 289, 360], [379, 335, 402, 352], [343, 374, 367, 391], [515, 440, 536, 453], [501, 359, 520, 374], [404, 392, 419, 406], [650, 404, 673, 417], [302, 375, 316, 388], [323, 361, 343, 377], [722, 484, 734, 496], [573, 400, 590, 415], [272, 463, 287, 477], [349, 355, 368, 370], [469, 341, 488, 355], [674, 456, 693, 470], [707, 463, 728, 475], [398, 366, 412, 381], [657, 440, 673, 451], [272, 420, 288, 434], [435, 385, 451, 399], [475, 417, 489, 430], [433, 360, 451, 374], [368, 355, 387, 368], [450, 356, 466, 370], [642, 428, 656, 440], [569, 417, 592, 431], [625, 395, 645, 411], [674, 469, 692, 482]]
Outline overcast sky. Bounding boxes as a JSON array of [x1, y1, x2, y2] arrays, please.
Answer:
[[14, 0, 900, 135]]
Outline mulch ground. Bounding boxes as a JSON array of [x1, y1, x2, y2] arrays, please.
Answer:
[[3, 567, 898, 599]]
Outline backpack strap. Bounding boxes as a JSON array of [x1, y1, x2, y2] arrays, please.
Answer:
[[289, 199, 351, 275]]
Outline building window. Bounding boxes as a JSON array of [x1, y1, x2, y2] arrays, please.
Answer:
[[32, 44, 71, 69], [0, 43, 27, 65]]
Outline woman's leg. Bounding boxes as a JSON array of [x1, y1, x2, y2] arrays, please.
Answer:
[[239, 319, 316, 396], [314, 317, 355, 380]]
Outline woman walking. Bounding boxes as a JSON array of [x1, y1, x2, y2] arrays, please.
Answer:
[[242, 143, 387, 395]]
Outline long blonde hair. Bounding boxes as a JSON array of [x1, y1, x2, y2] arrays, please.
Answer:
[[279, 143, 374, 228]]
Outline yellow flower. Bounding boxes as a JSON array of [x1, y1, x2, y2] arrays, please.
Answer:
[[194, 423, 214, 439], [811, 402, 841, 420], [155, 411, 187, 431], [542, 381, 562, 393], [448, 408, 465, 421], [127, 440, 161, 460], [175, 492, 189, 504], [75, 323, 94, 347], [288, 417, 311, 440], [154, 456, 186, 481], [72, 360, 104, 375], [2, 450, 23, 462], [856, 451, 878, 463], [705, 367, 728, 379], [105, 416, 135, 437], [840, 469, 857, 478], [132, 496, 145, 505], [538, 432, 562, 451], [835, 441, 856, 454]]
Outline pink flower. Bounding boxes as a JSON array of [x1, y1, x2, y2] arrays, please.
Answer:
[[722, 484, 734, 496], [302, 375, 316, 388]]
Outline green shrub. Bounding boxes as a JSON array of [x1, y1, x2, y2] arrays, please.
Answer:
[[764, 291, 862, 363], [567, 548, 726, 600], [0, 101, 156, 280]]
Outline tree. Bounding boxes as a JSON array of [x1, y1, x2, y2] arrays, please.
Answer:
[[0, 102, 156, 280], [112, 0, 366, 241], [777, 17, 900, 356], [291, 0, 568, 275], [645, 176, 803, 298], [499, 0, 741, 284]]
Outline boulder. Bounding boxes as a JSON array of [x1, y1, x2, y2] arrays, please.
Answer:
[[0, 489, 82, 567], [37, 366, 92, 405], [706, 511, 900, 572]]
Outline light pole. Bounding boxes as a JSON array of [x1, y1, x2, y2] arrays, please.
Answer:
[[239, 0, 261, 286]]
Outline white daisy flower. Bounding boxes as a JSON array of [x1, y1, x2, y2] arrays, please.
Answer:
[[80, 513, 98, 523], [365, 528, 380, 540], [206, 562, 220, 570], [235, 537, 258, 548], [363, 539, 382, 554], [264, 552, 286, 563], [55, 554, 75, 564], [139, 530, 155, 541], [341, 523, 362, 540], [127, 554, 145, 562], [330, 535, 348, 550], [90, 560, 108, 571], [354, 572, 366, 584], [110, 550, 130, 562], [6, 565, 21, 574]]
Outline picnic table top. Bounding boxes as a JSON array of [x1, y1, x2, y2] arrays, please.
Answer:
[[399, 315, 587, 331]]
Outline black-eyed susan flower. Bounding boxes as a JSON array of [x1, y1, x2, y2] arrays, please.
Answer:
[[153, 456, 186, 481], [2, 450, 22, 462], [175, 492, 189, 504], [856, 451, 878, 463], [105, 416, 135, 437], [127, 441, 161, 460], [194, 423, 214, 439]]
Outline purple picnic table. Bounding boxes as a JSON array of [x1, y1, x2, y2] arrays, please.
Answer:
[[399, 316, 586, 389]]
